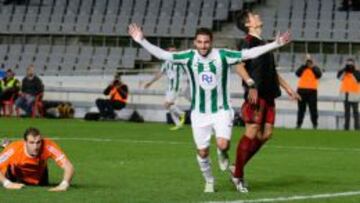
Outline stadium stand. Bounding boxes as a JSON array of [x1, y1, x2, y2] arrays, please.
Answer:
[[256, 0, 360, 42], [0, 0, 358, 129], [0, 0, 249, 75], [0, 0, 357, 75]]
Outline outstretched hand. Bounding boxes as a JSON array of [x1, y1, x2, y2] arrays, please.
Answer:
[[4, 182, 24, 190], [286, 88, 301, 101], [275, 31, 292, 46], [48, 183, 69, 192], [248, 88, 258, 104], [128, 23, 144, 43]]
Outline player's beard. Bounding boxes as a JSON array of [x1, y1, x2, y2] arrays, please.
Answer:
[[199, 48, 212, 57]]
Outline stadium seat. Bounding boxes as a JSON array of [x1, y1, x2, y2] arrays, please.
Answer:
[[1, 95, 20, 117]]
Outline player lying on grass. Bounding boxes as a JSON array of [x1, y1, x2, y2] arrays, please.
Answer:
[[129, 23, 291, 192], [0, 127, 74, 191]]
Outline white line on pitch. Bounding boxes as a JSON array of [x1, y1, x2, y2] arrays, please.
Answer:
[[49, 137, 189, 145], [49, 137, 360, 152], [266, 145, 360, 152], [4, 137, 360, 152], [207, 190, 360, 203]]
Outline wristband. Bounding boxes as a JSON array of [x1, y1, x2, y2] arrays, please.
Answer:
[[246, 79, 256, 88], [3, 179, 11, 188]]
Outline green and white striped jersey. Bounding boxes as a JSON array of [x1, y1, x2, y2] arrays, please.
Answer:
[[170, 48, 242, 114], [160, 61, 184, 93]]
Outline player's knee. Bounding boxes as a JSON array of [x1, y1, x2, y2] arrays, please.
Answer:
[[197, 149, 209, 158], [245, 125, 259, 138], [263, 132, 272, 140], [217, 140, 229, 151]]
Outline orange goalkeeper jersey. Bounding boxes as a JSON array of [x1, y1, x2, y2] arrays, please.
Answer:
[[0, 139, 68, 185]]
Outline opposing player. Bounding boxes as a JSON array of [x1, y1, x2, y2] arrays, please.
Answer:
[[0, 127, 74, 191], [231, 10, 300, 192], [128, 23, 291, 192], [144, 45, 186, 130]]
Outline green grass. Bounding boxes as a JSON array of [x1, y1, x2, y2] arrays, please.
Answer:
[[0, 117, 360, 203]]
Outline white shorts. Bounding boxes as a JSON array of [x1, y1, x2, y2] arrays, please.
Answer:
[[165, 91, 178, 103], [191, 109, 234, 149]]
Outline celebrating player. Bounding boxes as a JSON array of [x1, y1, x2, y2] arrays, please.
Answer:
[[144, 45, 186, 130], [128, 23, 291, 192]]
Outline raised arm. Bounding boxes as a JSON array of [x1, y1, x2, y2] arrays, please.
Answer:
[[128, 23, 173, 61], [242, 31, 291, 60]]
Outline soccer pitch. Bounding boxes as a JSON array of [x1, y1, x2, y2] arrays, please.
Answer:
[[1, 118, 360, 203]]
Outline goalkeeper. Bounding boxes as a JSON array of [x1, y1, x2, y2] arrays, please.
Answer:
[[0, 127, 74, 191]]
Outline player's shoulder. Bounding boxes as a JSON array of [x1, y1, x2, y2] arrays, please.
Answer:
[[43, 138, 58, 147], [0, 140, 22, 159], [43, 138, 64, 155], [175, 49, 195, 56], [5, 140, 23, 150]]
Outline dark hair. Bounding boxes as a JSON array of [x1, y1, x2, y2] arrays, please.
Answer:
[[113, 79, 120, 85], [236, 10, 251, 33], [23, 127, 41, 140], [114, 72, 121, 80], [195, 27, 213, 41], [346, 58, 355, 63]]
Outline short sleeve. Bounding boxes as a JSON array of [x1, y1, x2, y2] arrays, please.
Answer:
[[44, 139, 68, 168], [220, 49, 243, 65], [172, 50, 194, 64], [0, 144, 16, 173]]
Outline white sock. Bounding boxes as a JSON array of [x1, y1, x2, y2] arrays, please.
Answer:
[[170, 105, 184, 117], [217, 148, 228, 158], [169, 110, 180, 126], [196, 155, 214, 183]]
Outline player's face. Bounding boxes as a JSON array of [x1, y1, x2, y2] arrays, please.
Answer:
[[6, 71, 13, 79], [247, 12, 263, 28], [27, 66, 35, 77], [306, 60, 313, 67], [194, 34, 212, 57], [25, 135, 43, 157]]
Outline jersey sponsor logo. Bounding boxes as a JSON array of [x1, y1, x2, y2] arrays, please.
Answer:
[[0, 149, 14, 164], [199, 71, 217, 90]]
